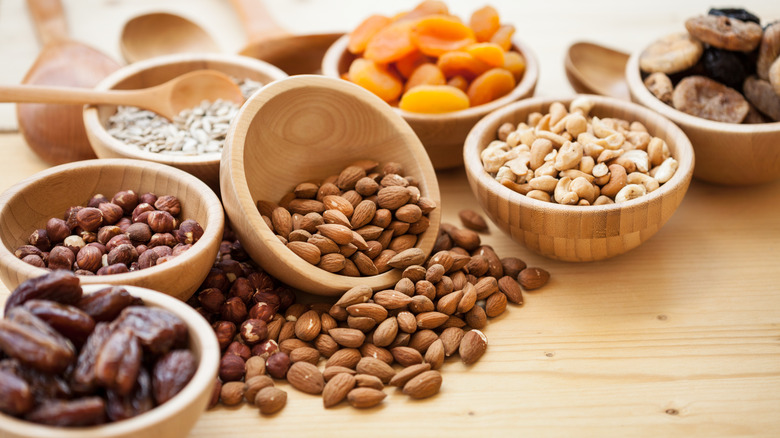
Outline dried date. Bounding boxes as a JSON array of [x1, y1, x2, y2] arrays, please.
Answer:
[[152, 349, 197, 405], [0, 368, 34, 416], [22, 299, 95, 347], [25, 397, 106, 427], [0, 314, 74, 373], [71, 322, 113, 394], [94, 327, 143, 396], [4, 270, 81, 315], [106, 368, 154, 422], [115, 307, 187, 354], [77, 286, 138, 322]]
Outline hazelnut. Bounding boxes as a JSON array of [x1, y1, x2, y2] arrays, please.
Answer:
[[221, 297, 248, 325], [138, 192, 158, 206], [116, 217, 132, 233], [75, 245, 102, 273], [106, 234, 132, 252], [219, 354, 246, 382], [107, 243, 138, 266], [79, 230, 97, 244], [151, 245, 173, 258], [14, 245, 42, 259], [86, 242, 106, 253], [45, 218, 70, 243], [198, 288, 226, 314], [240, 319, 268, 345], [131, 203, 155, 223], [148, 233, 176, 248], [171, 243, 192, 256], [75, 207, 103, 232], [203, 268, 230, 293], [213, 320, 237, 351], [137, 249, 160, 269], [175, 219, 204, 244], [64, 206, 83, 229], [265, 352, 291, 379], [126, 223, 152, 245], [21, 254, 45, 268], [154, 195, 181, 216], [218, 259, 243, 282], [251, 339, 279, 359], [229, 277, 254, 304], [248, 271, 275, 291], [74, 269, 95, 276], [135, 244, 148, 255], [230, 241, 249, 261], [27, 229, 51, 251], [48, 246, 75, 270], [148, 210, 176, 233], [87, 194, 109, 208], [249, 302, 276, 322], [98, 202, 124, 225], [278, 288, 296, 312], [252, 290, 281, 310], [97, 225, 122, 245], [226, 341, 252, 361], [96, 263, 130, 276], [112, 190, 138, 214]]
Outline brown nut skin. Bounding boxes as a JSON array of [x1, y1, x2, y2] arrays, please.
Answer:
[[219, 354, 246, 382], [46, 218, 71, 243], [154, 195, 181, 216], [138, 192, 158, 206], [252, 339, 279, 359], [266, 352, 291, 379], [75, 207, 104, 232], [176, 220, 204, 245], [106, 234, 133, 252], [98, 202, 124, 225], [48, 246, 75, 271], [96, 263, 130, 276], [225, 341, 252, 361], [240, 319, 269, 345], [106, 244, 138, 266], [75, 245, 102, 273], [112, 190, 139, 214], [126, 223, 152, 245], [213, 320, 237, 351], [147, 210, 176, 233], [131, 203, 155, 223], [198, 288, 226, 314], [88, 194, 110, 208], [221, 297, 248, 326]]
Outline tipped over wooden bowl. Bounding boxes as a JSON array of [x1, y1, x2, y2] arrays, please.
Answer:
[[220, 75, 441, 295]]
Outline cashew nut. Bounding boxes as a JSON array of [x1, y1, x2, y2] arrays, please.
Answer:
[[497, 123, 515, 142], [647, 137, 671, 167], [554, 141, 583, 171], [614, 184, 647, 203], [650, 157, 678, 183], [553, 177, 579, 205], [593, 195, 614, 205], [529, 138, 554, 170], [527, 112, 543, 127], [591, 162, 609, 178], [526, 190, 551, 202], [615, 149, 650, 174], [626, 131, 651, 150], [570, 176, 599, 204], [549, 102, 568, 127], [630, 121, 648, 132], [506, 130, 522, 147], [569, 96, 595, 115], [481, 141, 511, 172], [535, 128, 568, 146], [518, 127, 537, 147], [535, 113, 552, 131], [496, 166, 516, 182], [500, 178, 532, 195], [534, 160, 558, 178], [592, 116, 617, 139], [596, 148, 624, 163], [627, 172, 660, 193], [603, 132, 625, 150], [528, 175, 558, 193], [579, 155, 595, 175], [564, 112, 588, 138], [599, 164, 627, 198], [559, 169, 594, 183]]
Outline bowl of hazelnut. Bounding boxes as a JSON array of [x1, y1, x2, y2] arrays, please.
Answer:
[[0, 158, 224, 300], [463, 95, 694, 262], [321, 2, 538, 169], [625, 7, 780, 185], [82, 53, 288, 192], [220, 74, 441, 296], [0, 273, 220, 438]]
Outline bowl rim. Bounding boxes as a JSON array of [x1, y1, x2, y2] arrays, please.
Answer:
[[82, 52, 288, 166], [0, 283, 219, 437], [0, 158, 224, 291], [221, 74, 442, 295], [625, 48, 780, 132], [463, 94, 695, 216], [321, 34, 540, 122]]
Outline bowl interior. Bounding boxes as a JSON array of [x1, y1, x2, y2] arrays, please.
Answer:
[[0, 284, 219, 438], [0, 159, 224, 299], [222, 75, 441, 295]]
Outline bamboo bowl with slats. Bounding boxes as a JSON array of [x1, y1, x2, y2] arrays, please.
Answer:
[[463, 95, 694, 262]]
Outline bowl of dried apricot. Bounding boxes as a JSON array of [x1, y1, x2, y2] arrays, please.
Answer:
[[322, 1, 538, 169], [0, 273, 219, 438], [626, 7, 780, 185], [463, 95, 694, 262]]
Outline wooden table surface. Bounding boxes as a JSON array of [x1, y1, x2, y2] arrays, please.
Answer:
[[1, 1, 780, 437]]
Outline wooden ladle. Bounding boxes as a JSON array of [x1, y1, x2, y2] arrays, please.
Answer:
[[230, 0, 343, 75], [120, 12, 220, 64], [1, 70, 243, 121], [18, 0, 122, 165], [564, 41, 631, 100]]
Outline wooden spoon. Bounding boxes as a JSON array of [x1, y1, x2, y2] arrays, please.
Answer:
[[564, 41, 630, 100], [18, 0, 122, 165], [1, 70, 244, 121], [230, 0, 343, 75], [120, 12, 220, 64]]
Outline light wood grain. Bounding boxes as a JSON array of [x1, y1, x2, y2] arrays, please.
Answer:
[[120, 12, 220, 64], [220, 75, 441, 296], [565, 41, 630, 100], [0, 158, 224, 300], [0, 284, 220, 438]]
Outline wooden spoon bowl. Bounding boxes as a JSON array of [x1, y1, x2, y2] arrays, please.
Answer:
[[220, 75, 441, 296], [321, 35, 539, 170], [564, 41, 630, 100], [463, 95, 694, 262], [120, 12, 220, 64], [82, 53, 287, 191], [0, 158, 224, 300]]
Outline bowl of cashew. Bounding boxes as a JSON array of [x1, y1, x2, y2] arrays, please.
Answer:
[[463, 95, 694, 262]]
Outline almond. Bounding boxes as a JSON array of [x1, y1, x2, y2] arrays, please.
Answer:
[[355, 356, 396, 383], [475, 245, 503, 278], [474, 276, 499, 300], [464, 255, 489, 277], [388, 234, 418, 253], [416, 311, 449, 330], [322, 373, 356, 408], [417, 197, 437, 214], [220, 381, 246, 406], [293, 182, 319, 199], [450, 253, 471, 271], [402, 265, 427, 283], [376, 186, 410, 210], [354, 225, 384, 241], [359, 343, 394, 364], [351, 231, 369, 250], [351, 200, 377, 229], [424, 339, 445, 370], [322, 209, 351, 227], [425, 263, 446, 283], [380, 173, 409, 187], [308, 233, 339, 254], [244, 375, 274, 404], [351, 251, 378, 276], [465, 304, 487, 329], [289, 346, 320, 365], [457, 283, 477, 313], [394, 277, 416, 296], [287, 198, 326, 215], [279, 338, 311, 355], [335, 166, 367, 190], [459, 329, 488, 365], [395, 204, 422, 223], [458, 209, 489, 231], [387, 248, 426, 269], [441, 315, 466, 329], [408, 329, 438, 353], [396, 311, 417, 333], [373, 290, 413, 309], [339, 243, 358, 258], [402, 370, 442, 399], [255, 386, 287, 414], [373, 249, 396, 273], [388, 363, 431, 387], [347, 387, 386, 409], [346, 303, 388, 323], [347, 316, 377, 331], [498, 275, 524, 304], [294, 310, 321, 341], [321, 195, 354, 218], [435, 290, 463, 315], [271, 207, 293, 237], [329, 328, 366, 348], [317, 253, 346, 273], [518, 267, 550, 290], [485, 291, 508, 317], [323, 366, 356, 381], [286, 361, 324, 394], [349, 159, 379, 172], [316, 223, 354, 245], [314, 333, 339, 358], [256, 199, 278, 217], [446, 226, 481, 250], [334, 285, 373, 307], [325, 348, 362, 369], [409, 295, 434, 313], [354, 373, 384, 390], [372, 317, 398, 347], [316, 182, 340, 201], [439, 327, 465, 357], [390, 346, 423, 367]]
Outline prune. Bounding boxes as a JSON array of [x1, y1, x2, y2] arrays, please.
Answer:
[[701, 47, 752, 90], [708, 8, 760, 25]]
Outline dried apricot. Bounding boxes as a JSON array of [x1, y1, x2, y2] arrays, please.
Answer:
[[447, 75, 469, 92], [349, 15, 392, 55], [437, 51, 491, 80], [364, 20, 417, 64], [411, 15, 477, 57], [489, 24, 515, 51], [395, 50, 429, 78], [398, 85, 470, 113], [469, 6, 500, 42], [405, 63, 446, 92], [398, 1, 450, 22], [464, 42, 505, 67], [348, 58, 404, 102], [502, 51, 526, 82], [467, 68, 516, 106]]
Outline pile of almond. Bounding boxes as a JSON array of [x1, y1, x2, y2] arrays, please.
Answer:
[[189, 217, 549, 413]]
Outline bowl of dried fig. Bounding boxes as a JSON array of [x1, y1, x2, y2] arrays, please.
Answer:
[[0, 158, 224, 300], [463, 95, 694, 262], [625, 8, 780, 185], [0, 273, 219, 438], [220, 75, 441, 296]]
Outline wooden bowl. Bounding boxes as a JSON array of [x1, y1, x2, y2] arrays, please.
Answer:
[[0, 159, 224, 300], [463, 95, 695, 262], [321, 35, 538, 170], [220, 75, 441, 296], [83, 53, 287, 192], [625, 50, 780, 186], [0, 283, 219, 438]]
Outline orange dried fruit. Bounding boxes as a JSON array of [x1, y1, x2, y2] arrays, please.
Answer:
[[411, 15, 477, 57], [447, 75, 469, 92], [503, 51, 526, 82], [437, 50, 491, 80], [398, 0, 450, 22], [348, 58, 404, 102], [364, 20, 417, 64], [399, 85, 470, 113], [464, 42, 506, 67], [489, 24, 515, 51], [349, 15, 393, 55], [469, 6, 501, 42], [467, 68, 516, 106], [405, 63, 446, 92], [395, 50, 429, 78]]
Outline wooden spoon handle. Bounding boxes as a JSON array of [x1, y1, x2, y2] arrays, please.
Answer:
[[229, 0, 289, 42], [0, 84, 149, 108], [26, 0, 69, 46]]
